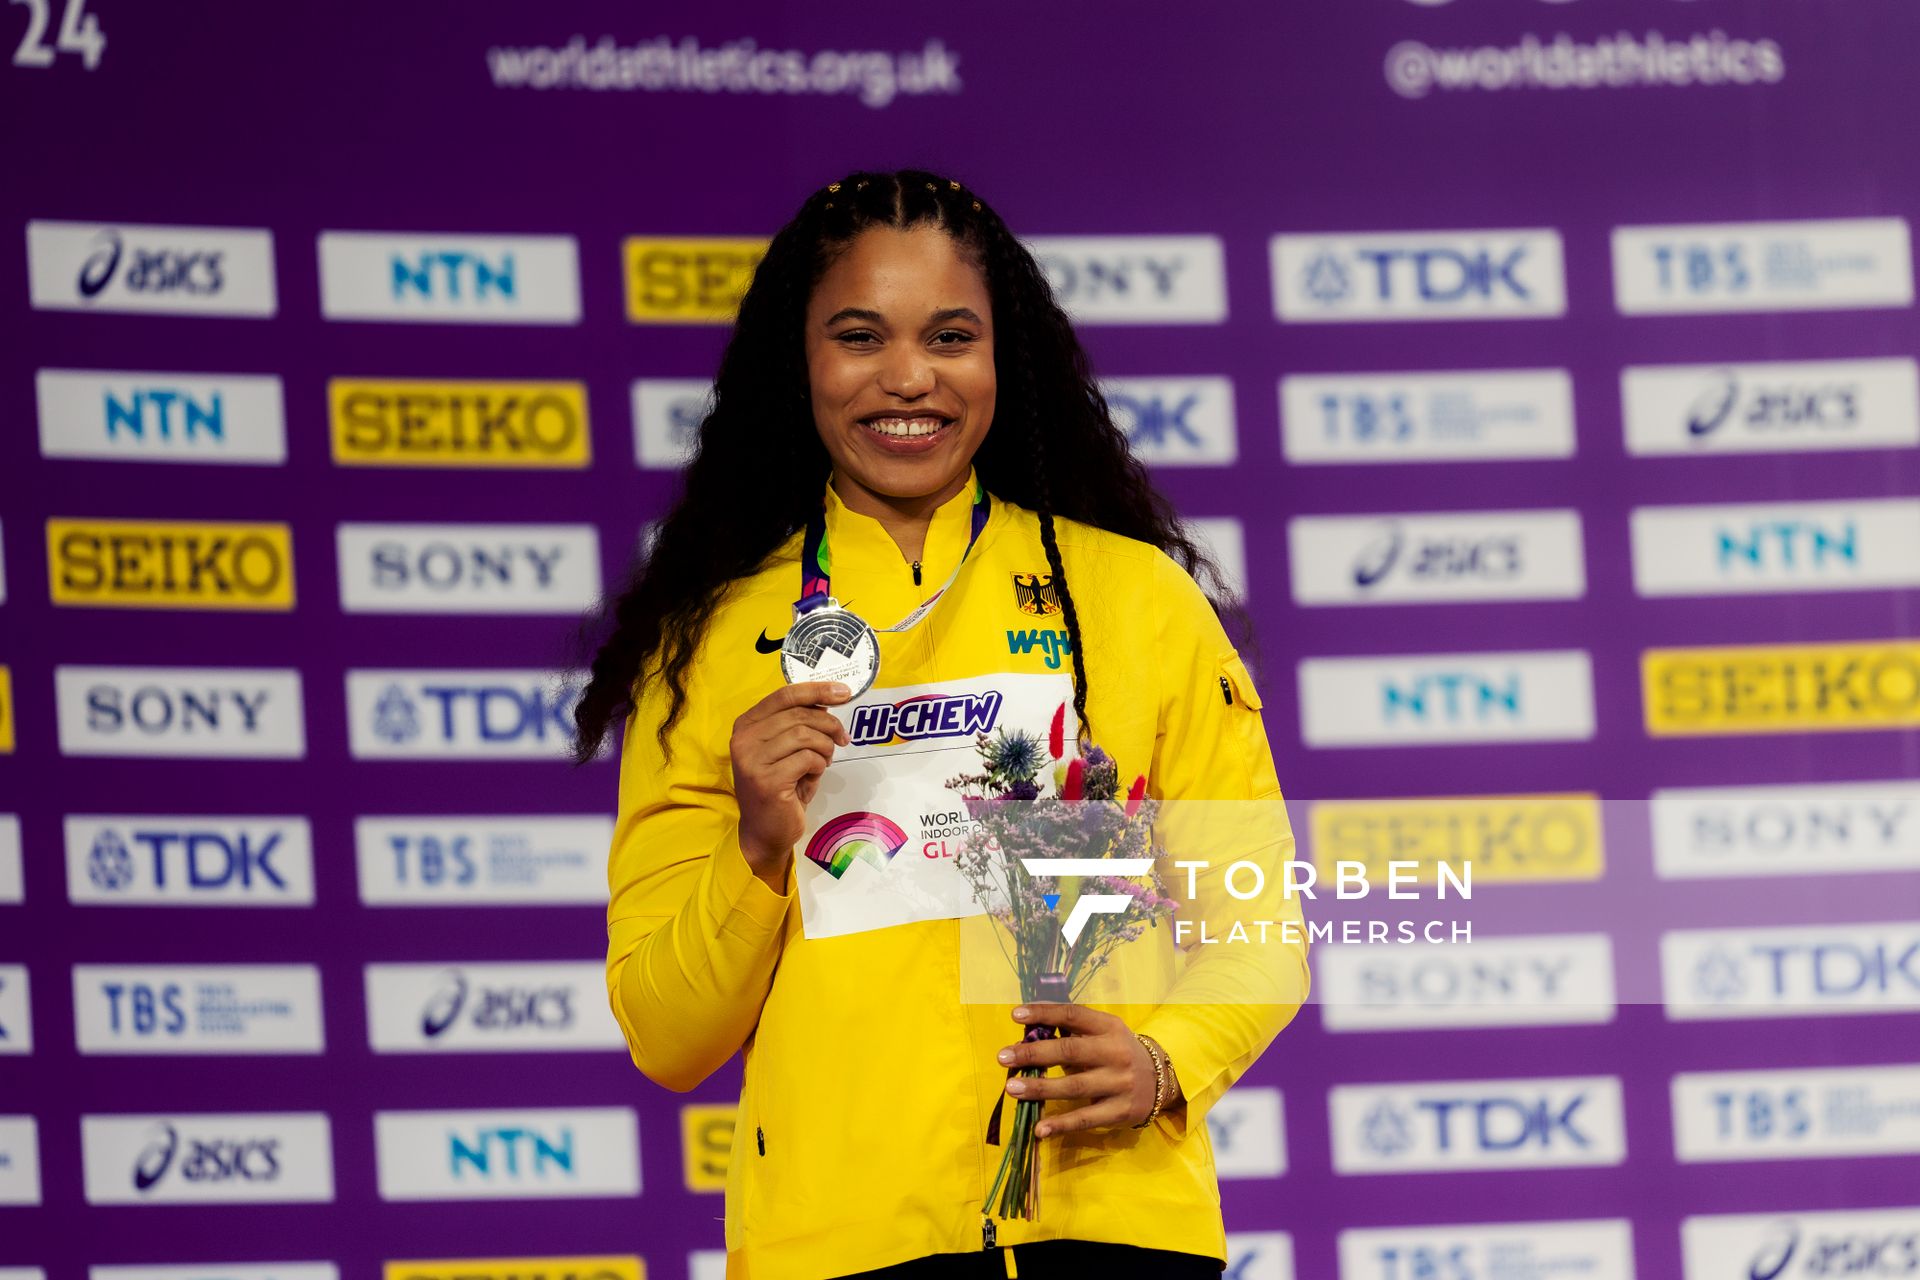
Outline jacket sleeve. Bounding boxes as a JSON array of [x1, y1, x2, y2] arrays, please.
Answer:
[[1134, 548, 1311, 1140], [604, 659, 793, 1092]]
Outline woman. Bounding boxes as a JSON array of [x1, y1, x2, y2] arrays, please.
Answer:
[[574, 169, 1308, 1279]]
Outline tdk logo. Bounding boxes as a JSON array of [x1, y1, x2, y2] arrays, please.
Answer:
[[1025, 236, 1227, 323], [848, 691, 1002, 746], [346, 670, 589, 759], [1273, 230, 1566, 322], [65, 816, 314, 905], [318, 232, 581, 324], [55, 666, 306, 759], [81, 1114, 334, 1204], [1332, 1077, 1626, 1172], [27, 221, 277, 317], [374, 1108, 640, 1200], [1299, 651, 1594, 747], [1098, 377, 1238, 465], [1664, 924, 1920, 1019]]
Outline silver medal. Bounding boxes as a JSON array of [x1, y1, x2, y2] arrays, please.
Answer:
[[780, 598, 881, 696]]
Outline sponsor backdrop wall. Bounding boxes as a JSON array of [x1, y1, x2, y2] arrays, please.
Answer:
[[3, 2, 1919, 1279]]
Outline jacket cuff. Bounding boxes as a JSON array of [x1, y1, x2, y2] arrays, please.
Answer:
[[707, 826, 793, 939]]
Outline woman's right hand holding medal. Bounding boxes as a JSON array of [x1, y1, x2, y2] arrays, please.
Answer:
[[730, 680, 854, 890]]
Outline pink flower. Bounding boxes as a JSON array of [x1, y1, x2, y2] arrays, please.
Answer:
[[1049, 703, 1066, 760], [1124, 775, 1147, 818], [1061, 757, 1085, 802]]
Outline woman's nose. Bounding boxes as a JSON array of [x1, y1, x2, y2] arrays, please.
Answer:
[[877, 348, 934, 398]]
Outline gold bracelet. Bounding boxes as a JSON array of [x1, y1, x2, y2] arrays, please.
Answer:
[[1132, 1033, 1167, 1128]]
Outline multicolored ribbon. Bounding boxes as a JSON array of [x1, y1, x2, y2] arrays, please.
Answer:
[[796, 474, 990, 624]]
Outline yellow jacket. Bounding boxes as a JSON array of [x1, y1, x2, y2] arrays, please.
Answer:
[[606, 468, 1309, 1279]]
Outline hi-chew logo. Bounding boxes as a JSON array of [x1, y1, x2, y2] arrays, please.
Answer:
[[56, 666, 306, 759], [1205, 1087, 1287, 1179], [1099, 377, 1237, 465], [1673, 1064, 1920, 1162], [337, 523, 601, 614], [346, 670, 588, 759], [1273, 230, 1565, 322], [330, 378, 591, 468], [354, 816, 611, 905], [1299, 650, 1594, 747], [1614, 217, 1914, 314], [1281, 369, 1575, 464], [384, 1259, 641, 1280], [624, 237, 767, 323], [1631, 498, 1920, 596], [48, 518, 294, 611], [0, 966, 31, 1054], [1026, 236, 1227, 323], [1621, 357, 1920, 456], [1340, 1219, 1635, 1280], [1652, 780, 1920, 880], [36, 370, 288, 464], [1682, 1206, 1920, 1279], [1330, 1076, 1625, 1173], [1319, 933, 1616, 1032], [318, 232, 581, 323], [374, 1107, 640, 1200], [0, 1116, 41, 1205], [847, 690, 1003, 746], [0, 814, 21, 903], [1644, 640, 1920, 735], [72, 965, 324, 1054], [81, 1113, 335, 1204], [1289, 509, 1584, 604], [27, 221, 277, 317], [1664, 922, 1920, 1019], [364, 963, 622, 1052], [65, 815, 315, 906], [632, 378, 712, 468]]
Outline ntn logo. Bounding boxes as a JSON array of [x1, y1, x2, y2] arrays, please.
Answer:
[[451, 1127, 573, 1177], [1715, 521, 1856, 568], [104, 388, 224, 440], [1382, 672, 1521, 720], [391, 250, 514, 300]]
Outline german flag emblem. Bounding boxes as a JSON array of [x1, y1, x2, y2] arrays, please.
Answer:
[[1012, 572, 1062, 616]]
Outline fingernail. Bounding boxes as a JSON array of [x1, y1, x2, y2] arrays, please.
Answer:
[[1006, 1080, 1025, 1095], [828, 682, 851, 698], [997, 1049, 1014, 1065], [1036, 1124, 1052, 1138], [1013, 1006, 1029, 1020]]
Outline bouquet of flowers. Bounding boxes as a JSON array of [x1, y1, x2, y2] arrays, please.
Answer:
[[946, 702, 1179, 1222]]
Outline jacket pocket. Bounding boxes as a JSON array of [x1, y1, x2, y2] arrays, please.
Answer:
[[1217, 651, 1281, 799]]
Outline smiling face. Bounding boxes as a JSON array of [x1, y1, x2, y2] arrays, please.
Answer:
[[803, 223, 996, 519]]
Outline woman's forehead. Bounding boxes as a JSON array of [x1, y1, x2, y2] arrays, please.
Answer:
[[813, 225, 989, 315]]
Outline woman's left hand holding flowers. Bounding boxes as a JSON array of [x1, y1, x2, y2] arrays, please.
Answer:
[[996, 1002, 1182, 1137]]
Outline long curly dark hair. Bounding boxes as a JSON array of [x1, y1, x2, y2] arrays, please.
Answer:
[[573, 168, 1243, 764]]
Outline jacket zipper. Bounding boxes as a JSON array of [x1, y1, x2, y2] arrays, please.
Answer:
[[911, 560, 922, 586], [982, 1218, 996, 1249]]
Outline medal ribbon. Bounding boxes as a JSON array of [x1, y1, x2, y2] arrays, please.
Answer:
[[796, 475, 990, 631]]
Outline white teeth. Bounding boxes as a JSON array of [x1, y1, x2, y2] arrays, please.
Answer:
[[862, 417, 949, 438]]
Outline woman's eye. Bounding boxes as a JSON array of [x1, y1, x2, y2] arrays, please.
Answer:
[[835, 330, 878, 345], [932, 330, 975, 345]]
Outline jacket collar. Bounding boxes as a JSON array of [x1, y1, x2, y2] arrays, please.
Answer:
[[820, 466, 985, 579]]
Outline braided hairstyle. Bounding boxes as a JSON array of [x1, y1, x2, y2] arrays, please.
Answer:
[[572, 168, 1242, 764]]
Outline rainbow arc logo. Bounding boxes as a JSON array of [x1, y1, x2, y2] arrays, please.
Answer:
[[804, 813, 908, 879]]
